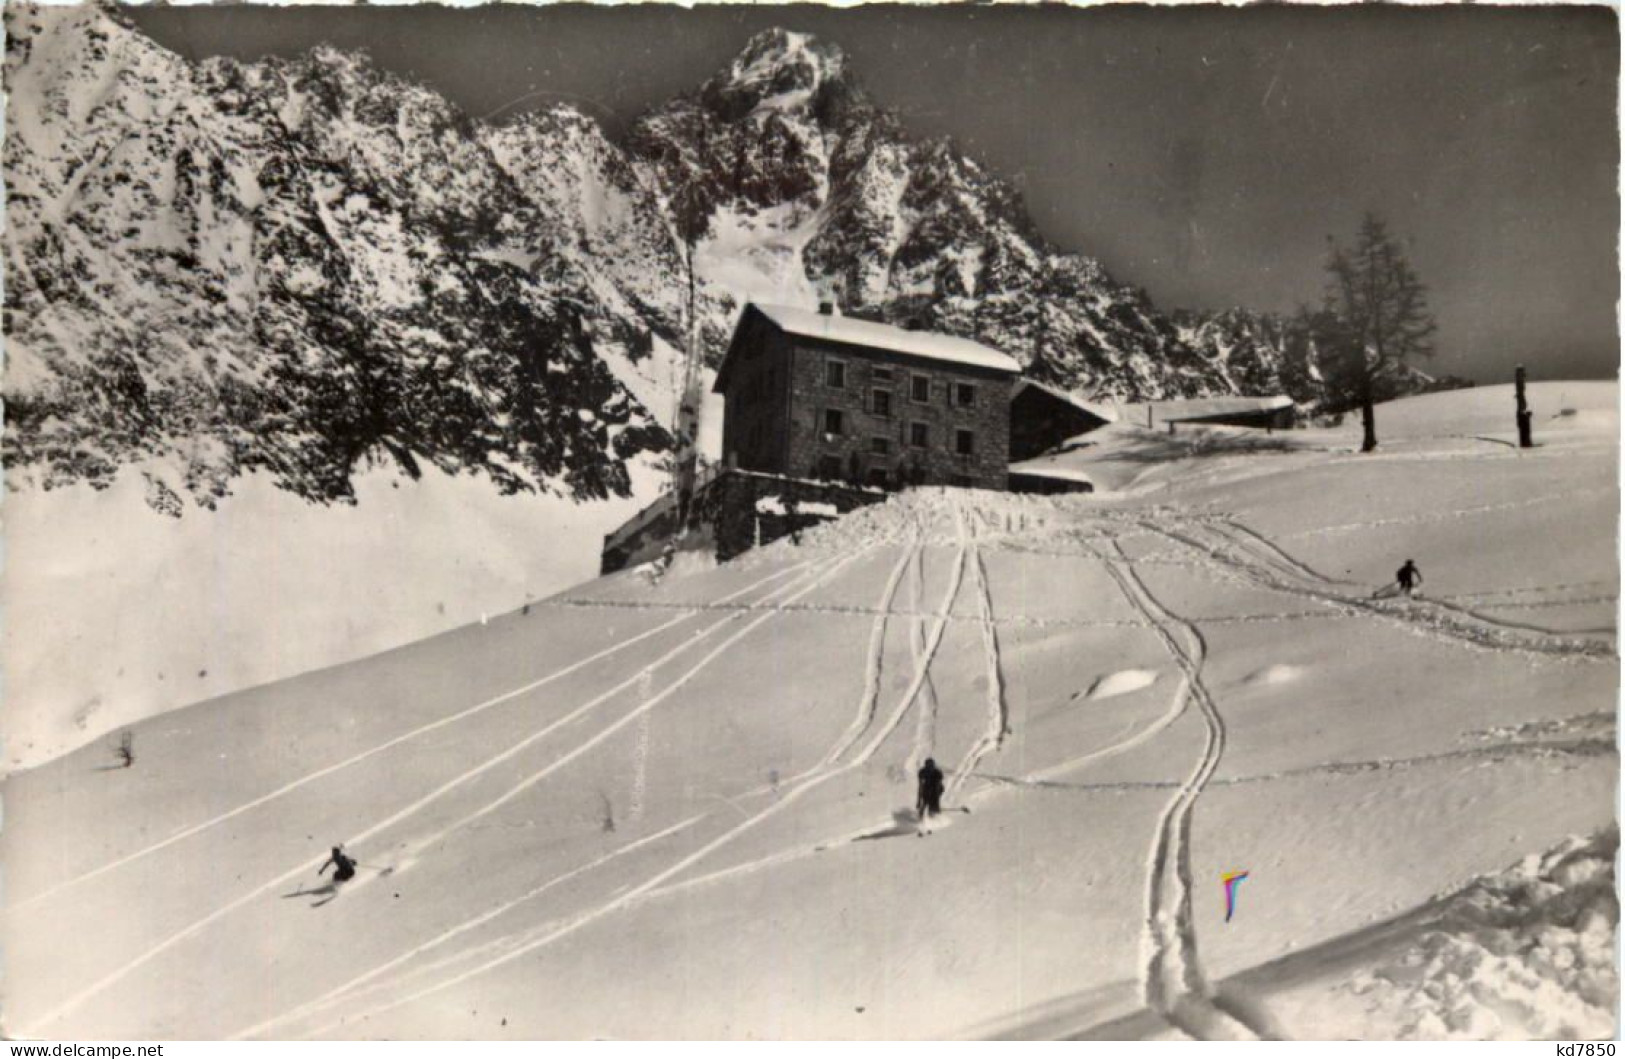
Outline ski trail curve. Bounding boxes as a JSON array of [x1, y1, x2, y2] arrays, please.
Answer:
[[7, 561, 811, 916], [1209, 517, 1358, 587], [1207, 514, 1601, 639], [1153, 520, 1611, 660], [24, 548, 865, 1037], [1093, 535, 1266, 1042], [1205, 517, 1614, 640]]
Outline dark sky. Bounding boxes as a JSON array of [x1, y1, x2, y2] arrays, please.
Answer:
[[127, 3, 1620, 383]]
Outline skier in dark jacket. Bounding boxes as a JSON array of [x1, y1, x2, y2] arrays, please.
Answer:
[[1396, 559, 1423, 597], [318, 845, 357, 884], [916, 758, 945, 819]]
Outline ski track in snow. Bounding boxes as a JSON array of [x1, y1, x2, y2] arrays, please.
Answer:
[[289, 506, 974, 1039], [234, 814, 709, 1039], [815, 517, 924, 776], [6, 560, 814, 915], [1153, 518, 1613, 662], [1212, 516, 1358, 587], [380, 549, 861, 875], [1445, 579, 1616, 602], [381, 534, 904, 872], [1002, 535, 1614, 632], [266, 552, 979, 1033], [235, 517, 929, 1036], [1093, 533, 1265, 1042], [1272, 485, 1616, 541], [25, 546, 873, 1037], [908, 533, 942, 771], [947, 534, 1009, 801], [976, 731, 1616, 795]]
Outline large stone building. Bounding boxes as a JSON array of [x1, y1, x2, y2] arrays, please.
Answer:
[[604, 303, 1293, 572], [713, 303, 1021, 491]]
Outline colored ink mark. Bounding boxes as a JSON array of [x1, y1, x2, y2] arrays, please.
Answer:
[[1222, 870, 1250, 922]]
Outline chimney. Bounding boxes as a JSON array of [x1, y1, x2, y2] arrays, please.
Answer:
[[818, 301, 835, 316]]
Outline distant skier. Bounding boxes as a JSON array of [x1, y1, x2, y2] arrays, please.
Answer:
[[916, 758, 944, 820], [1396, 559, 1423, 597], [318, 845, 358, 885]]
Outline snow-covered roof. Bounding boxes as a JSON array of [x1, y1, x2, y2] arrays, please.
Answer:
[[744, 303, 1021, 375], [1006, 463, 1097, 486], [1122, 395, 1295, 423], [1012, 378, 1120, 423]]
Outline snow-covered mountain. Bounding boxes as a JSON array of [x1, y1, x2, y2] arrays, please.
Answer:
[[4, 3, 671, 509], [5, 9, 1355, 514]]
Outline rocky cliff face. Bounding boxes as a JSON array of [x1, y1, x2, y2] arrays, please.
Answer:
[[5, 11, 1336, 513], [4, 4, 671, 509], [624, 28, 1236, 401]]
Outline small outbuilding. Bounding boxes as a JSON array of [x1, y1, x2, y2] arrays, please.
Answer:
[[1006, 462, 1096, 495], [1119, 395, 1296, 431], [1009, 379, 1116, 461]]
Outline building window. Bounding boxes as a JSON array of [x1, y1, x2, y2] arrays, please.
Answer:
[[872, 389, 892, 417], [955, 383, 976, 407], [871, 436, 891, 456], [910, 374, 931, 403], [826, 359, 847, 389], [824, 408, 844, 437], [909, 421, 930, 448], [866, 467, 891, 489], [818, 455, 843, 480], [956, 428, 975, 456], [872, 366, 894, 382]]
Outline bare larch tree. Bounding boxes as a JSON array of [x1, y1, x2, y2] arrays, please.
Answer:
[[1318, 213, 1438, 452]]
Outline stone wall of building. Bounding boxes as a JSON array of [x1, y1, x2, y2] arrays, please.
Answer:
[[697, 471, 886, 563], [782, 336, 1012, 491], [600, 470, 885, 573], [718, 315, 795, 474]]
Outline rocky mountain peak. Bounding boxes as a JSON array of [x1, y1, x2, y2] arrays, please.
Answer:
[[699, 27, 850, 120]]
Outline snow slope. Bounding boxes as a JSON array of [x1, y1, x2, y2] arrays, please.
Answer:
[[0, 461, 660, 771], [2, 384, 1614, 1039]]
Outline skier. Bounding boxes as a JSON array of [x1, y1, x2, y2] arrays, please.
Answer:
[[1396, 559, 1423, 597], [318, 845, 358, 885], [916, 758, 945, 820]]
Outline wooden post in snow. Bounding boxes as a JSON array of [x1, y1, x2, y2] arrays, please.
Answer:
[[1515, 364, 1534, 449]]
